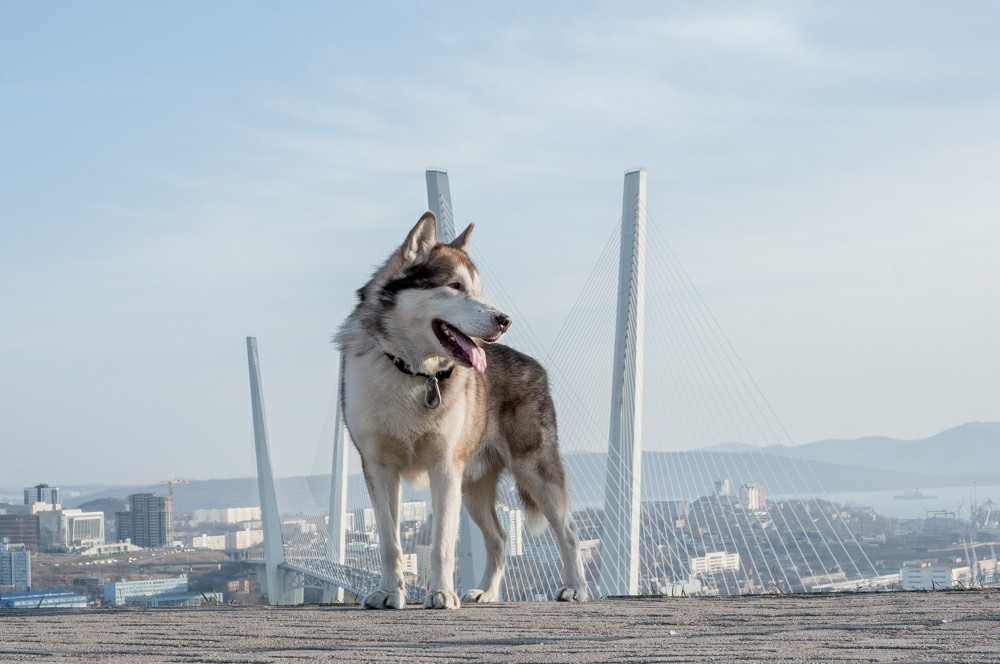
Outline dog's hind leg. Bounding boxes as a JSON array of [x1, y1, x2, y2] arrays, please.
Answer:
[[361, 461, 407, 609], [461, 465, 506, 603], [424, 461, 463, 609], [513, 456, 589, 602]]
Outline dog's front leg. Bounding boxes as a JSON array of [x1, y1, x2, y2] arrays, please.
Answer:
[[424, 461, 463, 609], [361, 461, 407, 609]]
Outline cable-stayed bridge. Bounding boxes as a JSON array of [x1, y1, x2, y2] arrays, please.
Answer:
[[244, 169, 894, 604]]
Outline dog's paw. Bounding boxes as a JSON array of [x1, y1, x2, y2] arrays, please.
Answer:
[[555, 585, 588, 603], [362, 588, 407, 609], [423, 589, 461, 609], [462, 588, 498, 603]]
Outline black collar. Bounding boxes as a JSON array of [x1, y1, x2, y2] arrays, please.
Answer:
[[383, 352, 454, 381]]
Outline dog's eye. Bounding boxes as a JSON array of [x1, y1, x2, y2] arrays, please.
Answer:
[[448, 282, 464, 291]]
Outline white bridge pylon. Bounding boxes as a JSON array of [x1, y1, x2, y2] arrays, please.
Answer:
[[247, 336, 303, 605], [600, 168, 647, 596]]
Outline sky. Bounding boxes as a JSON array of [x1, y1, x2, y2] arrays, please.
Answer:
[[2, 2, 999, 489]]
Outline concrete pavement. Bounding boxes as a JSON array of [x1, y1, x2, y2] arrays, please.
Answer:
[[1, 591, 998, 662]]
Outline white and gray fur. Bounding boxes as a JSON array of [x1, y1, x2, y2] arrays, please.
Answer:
[[334, 212, 588, 609]]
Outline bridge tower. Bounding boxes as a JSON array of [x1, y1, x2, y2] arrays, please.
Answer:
[[600, 168, 647, 596], [425, 169, 489, 595], [247, 336, 303, 605], [324, 355, 351, 603]]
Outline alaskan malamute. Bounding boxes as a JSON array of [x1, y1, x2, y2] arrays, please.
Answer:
[[335, 212, 587, 609]]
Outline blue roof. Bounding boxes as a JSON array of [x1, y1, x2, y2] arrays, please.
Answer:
[[2, 590, 81, 599]]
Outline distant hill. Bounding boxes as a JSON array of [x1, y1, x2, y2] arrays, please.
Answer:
[[66, 422, 1000, 515], [763, 421, 1000, 475], [65, 475, 367, 515]]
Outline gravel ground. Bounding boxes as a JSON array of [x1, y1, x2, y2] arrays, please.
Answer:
[[1, 591, 998, 663]]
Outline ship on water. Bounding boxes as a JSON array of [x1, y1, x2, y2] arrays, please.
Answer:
[[894, 488, 938, 500]]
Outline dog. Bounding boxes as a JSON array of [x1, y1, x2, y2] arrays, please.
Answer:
[[334, 211, 588, 609]]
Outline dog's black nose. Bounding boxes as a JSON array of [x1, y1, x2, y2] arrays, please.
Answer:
[[496, 313, 512, 332]]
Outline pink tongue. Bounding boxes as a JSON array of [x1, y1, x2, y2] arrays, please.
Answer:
[[451, 327, 487, 373], [471, 346, 487, 373]]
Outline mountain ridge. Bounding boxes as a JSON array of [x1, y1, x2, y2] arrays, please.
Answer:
[[52, 422, 1000, 513]]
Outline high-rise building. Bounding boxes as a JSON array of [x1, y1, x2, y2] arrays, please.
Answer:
[[0, 541, 31, 591], [740, 485, 766, 511], [498, 506, 525, 556], [23, 484, 59, 508], [116, 493, 172, 548]]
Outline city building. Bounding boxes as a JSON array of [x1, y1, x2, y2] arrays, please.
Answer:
[[652, 576, 704, 597], [23, 484, 60, 508], [0, 541, 31, 591], [402, 553, 419, 578], [740, 485, 766, 511], [900, 558, 998, 590], [401, 500, 427, 524], [192, 507, 261, 524], [498, 506, 524, 556], [226, 525, 264, 550], [104, 575, 184, 605], [38, 509, 105, 551], [0, 514, 39, 551], [116, 493, 171, 549], [0, 590, 87, 609], [191, 534, 227, 551], [352, 507, 375, 533], [281, 519, 316, 536], [104, 574, 222, 607], [690, 551, 741, 575], [64, 509, 105, 548], [714, 479, 731, 496]]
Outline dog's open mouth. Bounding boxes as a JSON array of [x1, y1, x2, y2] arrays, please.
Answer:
[[433, 319, 487, 373]]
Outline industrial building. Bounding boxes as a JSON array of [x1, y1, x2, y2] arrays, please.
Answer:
[[103, 574, 221, 607], [0, 590, 87, 609]]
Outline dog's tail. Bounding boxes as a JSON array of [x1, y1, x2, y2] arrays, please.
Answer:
[[518, 489, 548, 535]]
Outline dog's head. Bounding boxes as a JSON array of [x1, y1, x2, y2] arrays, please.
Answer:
[[360, 212, 511, 373]]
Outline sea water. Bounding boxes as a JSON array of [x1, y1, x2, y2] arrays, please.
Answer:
[[802, 484, 1000, 520]]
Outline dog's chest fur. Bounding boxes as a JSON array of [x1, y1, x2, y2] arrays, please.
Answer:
[[343, 350, 481, 472]]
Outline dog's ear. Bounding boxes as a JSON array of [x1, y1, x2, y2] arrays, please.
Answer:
[[447, 223, 474, 252], [401, 212, 437, 265]]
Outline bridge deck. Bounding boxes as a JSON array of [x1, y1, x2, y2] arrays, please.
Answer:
[[1, 591, 998, 662]]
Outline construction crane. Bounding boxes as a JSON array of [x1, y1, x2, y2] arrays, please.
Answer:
[[161, 478, 188, 500]]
